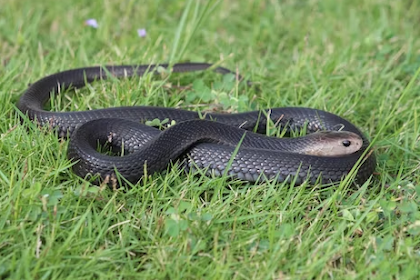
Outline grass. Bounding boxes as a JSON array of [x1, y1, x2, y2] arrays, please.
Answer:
[[1, 0, 420, 279]]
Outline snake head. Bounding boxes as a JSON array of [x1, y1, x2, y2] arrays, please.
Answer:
[[301, 131, 363, 157]]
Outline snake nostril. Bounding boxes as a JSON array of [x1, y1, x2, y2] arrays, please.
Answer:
[[342, 140, 351, 147]]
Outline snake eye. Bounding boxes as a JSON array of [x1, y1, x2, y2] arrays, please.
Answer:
[[342, 140, 351, 147]]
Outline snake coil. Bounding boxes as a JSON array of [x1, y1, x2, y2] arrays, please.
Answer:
[[17, 63, 376, 185]]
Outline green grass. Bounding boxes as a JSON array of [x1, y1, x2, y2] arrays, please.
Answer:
[[1, 0, 420, 279]]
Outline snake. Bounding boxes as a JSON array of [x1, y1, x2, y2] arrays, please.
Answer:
[[17, 63, 376, 185]]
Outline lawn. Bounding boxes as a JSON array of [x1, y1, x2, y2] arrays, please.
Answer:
[[1, 0, 420, 279]]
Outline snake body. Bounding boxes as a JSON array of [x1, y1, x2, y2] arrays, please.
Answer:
[[17, 63, 376, 185]]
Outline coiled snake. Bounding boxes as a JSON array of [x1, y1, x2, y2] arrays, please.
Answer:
[[17, 63, 376, 185]]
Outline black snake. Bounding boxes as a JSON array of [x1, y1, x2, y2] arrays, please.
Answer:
[[17, 63, 376, 185]]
